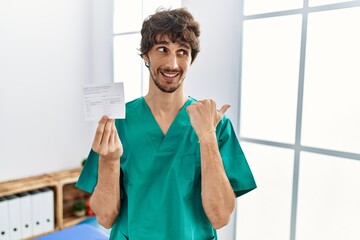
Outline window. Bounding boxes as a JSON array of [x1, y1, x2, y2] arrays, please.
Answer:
[[113, 0, 181, 102], [237, 1, 360, 240]]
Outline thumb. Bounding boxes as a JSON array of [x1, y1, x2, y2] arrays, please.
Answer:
[[219, 104, 231, 115]]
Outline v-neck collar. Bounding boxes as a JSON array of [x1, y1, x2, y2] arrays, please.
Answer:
[[138, 96, 194, 151]]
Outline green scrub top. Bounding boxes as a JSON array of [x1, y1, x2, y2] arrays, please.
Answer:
[[76, 97, 256, 240]]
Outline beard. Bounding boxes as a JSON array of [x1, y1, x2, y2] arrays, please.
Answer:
[[149, 66, 186, 93]]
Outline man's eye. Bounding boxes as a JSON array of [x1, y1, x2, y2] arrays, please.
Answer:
[[158, 47, 166, 52], [178, 50, 188, 56]]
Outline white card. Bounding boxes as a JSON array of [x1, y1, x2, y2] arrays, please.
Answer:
[[83, 82, 125, 121]]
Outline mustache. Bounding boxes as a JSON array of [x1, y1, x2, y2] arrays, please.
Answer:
[[159, 67, 181, 73]]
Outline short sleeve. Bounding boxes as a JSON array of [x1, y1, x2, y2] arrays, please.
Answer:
[[75, 149, 99, 193], [217, 116, 257, 197]]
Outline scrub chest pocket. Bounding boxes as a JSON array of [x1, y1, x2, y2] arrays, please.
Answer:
[[181, 154, 201, 200]]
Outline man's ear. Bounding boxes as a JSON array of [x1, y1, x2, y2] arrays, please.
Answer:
[[142, 54, 150, 68], [142, 54, 149, 62]]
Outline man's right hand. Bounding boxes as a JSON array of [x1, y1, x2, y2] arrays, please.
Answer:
[[92, 115, 123, 161]]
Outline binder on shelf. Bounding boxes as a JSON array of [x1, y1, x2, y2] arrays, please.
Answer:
[[5, 195, 22, 240], [0, 197, 10, 240], [30, 190, 44, 236], [40, 188, 55, 233], [18, 192, 33, 239]]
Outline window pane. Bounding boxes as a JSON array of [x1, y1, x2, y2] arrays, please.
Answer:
[[143, 0, 181, 21], [114, 0, 142, 33], [296, 152, 360, 240], [301, 7, 360, 154], [243, 0, 303, 15], [309, 0, 351, 7], [240, 15, 302, 144], [113, 34, 142, 102], [236, 142, 294, 240]]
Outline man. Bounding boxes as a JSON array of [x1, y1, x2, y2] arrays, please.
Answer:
[[76, 8, 256, 240]]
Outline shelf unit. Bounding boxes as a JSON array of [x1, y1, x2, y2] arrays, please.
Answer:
[[0, 168, 91, 238]]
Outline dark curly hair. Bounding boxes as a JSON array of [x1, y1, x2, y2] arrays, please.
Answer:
[[140, 8, 200, 64]]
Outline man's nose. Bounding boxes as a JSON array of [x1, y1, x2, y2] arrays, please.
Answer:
[[165, 53, 179, 69]]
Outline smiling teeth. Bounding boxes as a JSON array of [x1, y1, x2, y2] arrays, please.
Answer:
[[163, 72, 178, 77]]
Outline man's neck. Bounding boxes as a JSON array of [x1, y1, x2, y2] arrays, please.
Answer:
[[144, 91, 188, 117], [144, 81, 188, 114], [144, 88, 189, 135]]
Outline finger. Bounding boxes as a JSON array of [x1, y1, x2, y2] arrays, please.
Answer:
[[110, 122, 117, 147], [112, 124, 123, 154], [210, 99, 217, 112], [100, 119, 113, 146], [93, 116, 108, 148], [115, 131, 122, 151], [219, 104, 231, 115]]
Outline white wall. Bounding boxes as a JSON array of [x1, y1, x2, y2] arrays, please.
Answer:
[[182, 0, 242, 239], [0, 0, 113, 182], [183, 0, 241, 123]]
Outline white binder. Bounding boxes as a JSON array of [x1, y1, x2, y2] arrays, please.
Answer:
[[30, 190, 44, 236], [0, 197, 10, 240], [40, 188, 55, 233], [6, 195, 22, 240], [18, 192, 33, 239]]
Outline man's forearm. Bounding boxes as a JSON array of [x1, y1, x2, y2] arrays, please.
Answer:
[[200, 132, 235, 230], [90, 157, 121, 229]]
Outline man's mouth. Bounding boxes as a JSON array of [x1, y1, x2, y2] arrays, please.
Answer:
[[160, 71, 180, 79]]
